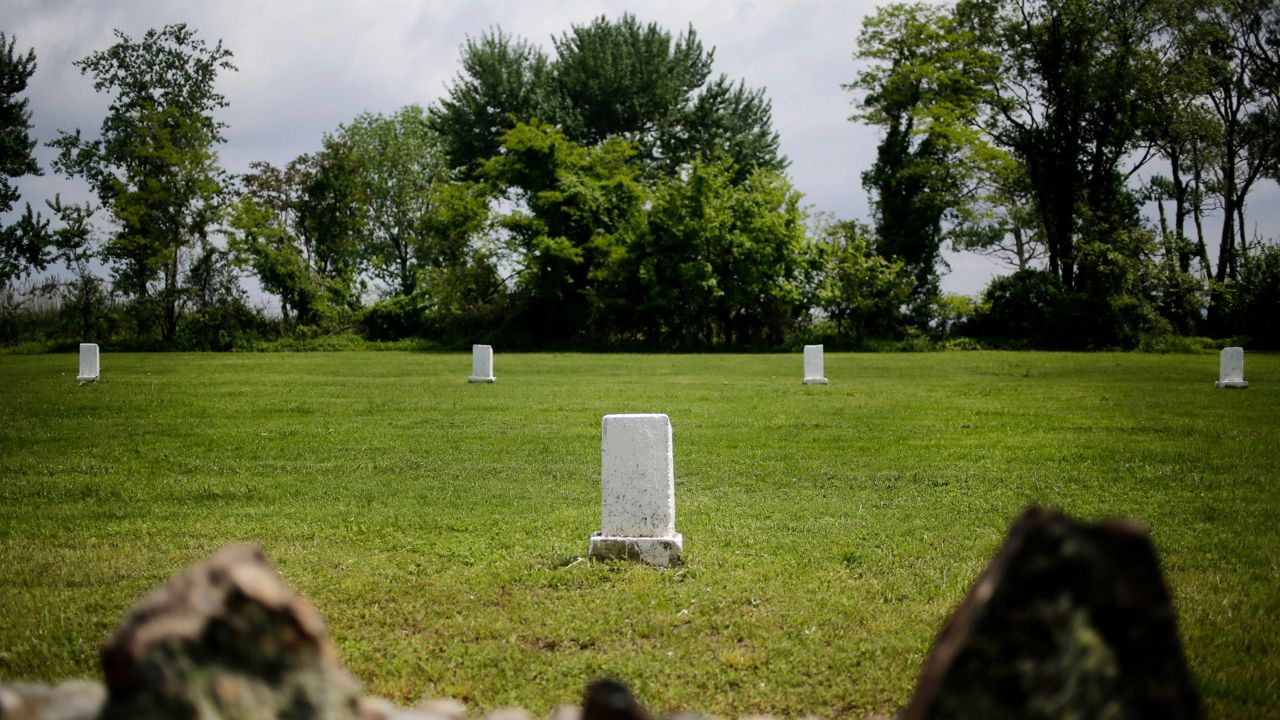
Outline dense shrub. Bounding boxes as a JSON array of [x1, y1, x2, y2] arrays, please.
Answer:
[[966, 268, 1175, 350], [967, 270, 1068, 347], [1213, 245, 1280, 348], [361, 294, 427, 342]]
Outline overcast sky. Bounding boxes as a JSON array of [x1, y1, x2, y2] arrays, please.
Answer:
[[8, 0, 1279, 298]]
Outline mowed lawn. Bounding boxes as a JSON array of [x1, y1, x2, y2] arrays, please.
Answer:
[[0, 350, 1277, 718]]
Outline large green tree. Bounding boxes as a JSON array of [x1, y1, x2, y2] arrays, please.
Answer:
[[957, 0, 1164, 292], [1138, 3, 1223, 333], [626, 159, 809, 347], [337, 105, 452, 296], [849, 2, 1000, 313], [551, 14, 711, 148], [0, 33, 51, 285], [50, 23, 234, 341], [809, 218, 912, 341], [432, 14, 785, 183], [481, 121, 648, 344], [1180, 0, 1279, 284], [477, 125, 809, 349], [229, 138, 366, 330], [429, 30, 552, 175], [296, 138, 366, 302], [228, 160, 318, 327]]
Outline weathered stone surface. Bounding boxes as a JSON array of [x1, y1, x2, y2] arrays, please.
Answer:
[[660, 712, 715, 720], [1216, 346, 1248, 389], [547, 704, 581, 720], [413, 698, 469, 720], [802, 345, 827, 385], [589, 414, 682, 567], [0, 680, 105, 720], [358, 696, 399, 720], [358, 697, 473, 720], [582, 679, 651, 720], [98, 543, 362, 720], [468, 344, 496, 383], [588, 536, 682, 567], [76, 343, 98, 384], [902, 506, 1201, 720], [484, 708, 533, 720]]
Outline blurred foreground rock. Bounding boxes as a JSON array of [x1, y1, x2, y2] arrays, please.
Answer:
[[0, 681, 104, 720], [98, 543, 361, 720], [581, 679, 651, 720], [902, 506, 1201, 719]]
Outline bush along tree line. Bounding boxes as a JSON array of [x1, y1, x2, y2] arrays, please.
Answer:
[[1, 5, 1278, 352]]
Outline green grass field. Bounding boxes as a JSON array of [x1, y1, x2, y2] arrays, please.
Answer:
[[1, 350, 1277, 718]]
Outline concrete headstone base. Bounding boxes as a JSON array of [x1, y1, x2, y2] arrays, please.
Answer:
[[467, 376, 496, 384], [802, 378, 829, 385], [589, 532, 682, 568], [1215, 380, 1248, 389]]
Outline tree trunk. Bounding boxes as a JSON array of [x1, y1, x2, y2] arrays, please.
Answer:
[[1192, 163, 1209, 280], [1013, 225, 1028, 271], [1215, 137, 1237, 283], [1217, 194, 1236, 283], [164, 243, 180, 343], [1156, 193, 1171, 256], [1236, 200, 1248, 263], [1028, 148, 1077, 289], [1170, 153, 1189, 273], [395, 235, 414, 296]]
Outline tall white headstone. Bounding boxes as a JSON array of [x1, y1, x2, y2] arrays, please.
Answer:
[[802, 344, 828, 385], [1216, 346, 1248, 389], [77, 343, 99, 384], [467, 344, 495, 383], [589, 413, 682, 567]]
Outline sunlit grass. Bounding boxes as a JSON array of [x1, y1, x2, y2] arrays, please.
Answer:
[[1, 350, 1277, 718]]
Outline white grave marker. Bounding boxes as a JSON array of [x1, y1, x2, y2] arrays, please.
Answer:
[[467, 344, 495, 383], [589, 413, 682, 567], [1215, 347, 1248, 389], [802, 344, 828, 385], [77, 343, 99, 384]]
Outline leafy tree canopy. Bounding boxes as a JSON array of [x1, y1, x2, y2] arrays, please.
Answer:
[[849, 2, 1001, 315], [431, 14, 785, 182], [49, 23, 235, 341], [336, 104, 452, 296], [229, 137, 367, 330], [0, 33, 50, 285]]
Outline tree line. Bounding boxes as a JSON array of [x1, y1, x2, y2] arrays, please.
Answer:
[[852, 0, 1280, 347], [1, 4, 1278, 352]]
